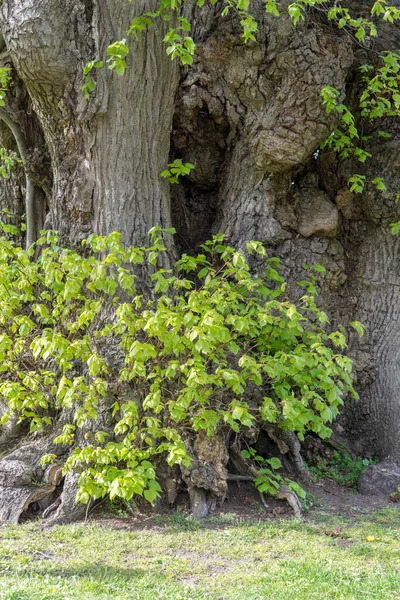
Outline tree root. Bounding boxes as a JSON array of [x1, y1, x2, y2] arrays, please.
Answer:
[[0, 435, 90, 526], [227, 473, 302, 516], [41, 472, 88, 528], [258, 490, 269, 510], [42, 497, 62, 520], [182, 430, 229, 518], [326, 434, 356, 459], [275, 485, 302, 519], [263, 426, 309, 482], [229, 443, 303, 519], [188, 486, 217, 519], [0, 440, 66, 524]]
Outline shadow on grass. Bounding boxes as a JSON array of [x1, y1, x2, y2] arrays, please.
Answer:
[[0, 564, 182, 600], [15, 563, 146, 579]]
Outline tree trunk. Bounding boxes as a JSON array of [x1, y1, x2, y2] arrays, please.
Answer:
[[1, 0, 178, 247], [331, 129, 400, 476], [0, 0, 180, 524], [171, 2, 400, 494], [0, 0, 399, 522]]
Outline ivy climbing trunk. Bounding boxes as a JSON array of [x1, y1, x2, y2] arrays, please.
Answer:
[[0, 0, 399, 523]]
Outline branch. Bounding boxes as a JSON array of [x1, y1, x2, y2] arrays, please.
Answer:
[[226, 474, 254, 481], [0, 108, 36, 249]]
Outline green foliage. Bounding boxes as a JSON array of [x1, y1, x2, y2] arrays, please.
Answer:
[[371, 0, 400, 22], [160, 159, 195, 183], [288, 0, 399, 40], [106, 40, 130, 75], [103, 496, 136, 518], [321, 50, 400, 201], [0, 148, 22, 179], [389, 221, 400, 235], [82, 60, 104, 99], [347, 174, 367, 194], [83, 2, 198, 95], [308, 450, 378, 488], [87, 1, 399, 205], [82, 0, 400, 96], [298, 491, 322, 511], [163, 18, 196, 64], [350, 321, 365, 337], [0, 225, 360, 505], [360, 52, 400, 120], [216, 0, 400, 43], [164, 507, 206, 530], [321, 86, 372, 165], [0, 67, 10, 107], [295, 1, 378, 41], [241, 448, 307, 499]]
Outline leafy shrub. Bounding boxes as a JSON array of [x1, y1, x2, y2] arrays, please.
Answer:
[[241, 448, 306, 499], [0, 225, 362, 504]]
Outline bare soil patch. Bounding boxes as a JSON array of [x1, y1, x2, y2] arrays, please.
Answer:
[[93, 478, 399, 531]]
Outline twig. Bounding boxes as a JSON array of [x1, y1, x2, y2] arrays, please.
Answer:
[[35, 550, 53, 560], [84, 499, 93, 523], [226, 474, 254, 482], [258, 491, 269, 510]]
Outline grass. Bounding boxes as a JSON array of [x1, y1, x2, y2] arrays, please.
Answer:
[[0, 507, 399, 600]]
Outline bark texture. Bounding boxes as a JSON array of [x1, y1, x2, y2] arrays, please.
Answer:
[[2, 0, 178, 246], [0, 0, 399, 522], [171, 2, 400, 492]]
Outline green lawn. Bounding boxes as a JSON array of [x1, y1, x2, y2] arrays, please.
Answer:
[[0, 508, 399, 600]]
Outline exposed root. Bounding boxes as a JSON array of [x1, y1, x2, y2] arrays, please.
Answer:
[[182, 430, 229, 518], [326, 434, 356, 459], [42, 472, 87, 528], [42, 497, 62, 520], [258, 490, 269, 510], [226, 474, 254, 482], [188, 486, 211, 519], [263, 426, 309, 482], [229, 442, 303, 519], [275, 485, 302, 519], [0, 440, 66, 524]]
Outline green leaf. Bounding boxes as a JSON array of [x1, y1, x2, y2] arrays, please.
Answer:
[[288, 4, 305, 26], [266, 457, 282, 470], [265, 0, 280, 17], [144, 487, 159, 502], [287, 481, 306, 499], [390, 221, 400, 235], [350, 321, 366, 337]]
